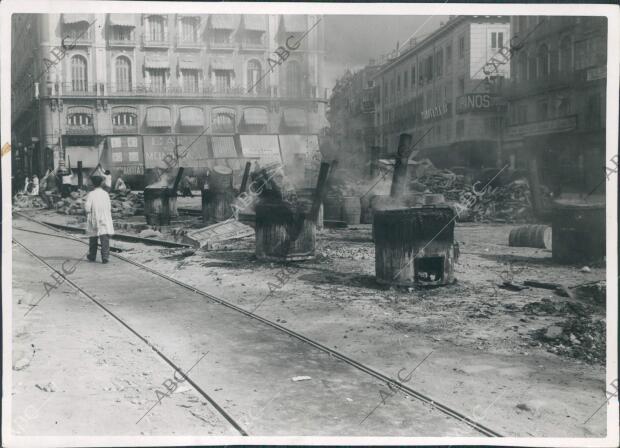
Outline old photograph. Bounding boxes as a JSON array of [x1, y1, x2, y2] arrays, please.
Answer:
[[2, 1, 618, 446]]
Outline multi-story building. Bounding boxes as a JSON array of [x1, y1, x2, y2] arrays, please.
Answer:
[[11, 13, 326, 189], [326, 62, 380, 176], [504, 16, 607, 195], [372, 16, 510, 170]]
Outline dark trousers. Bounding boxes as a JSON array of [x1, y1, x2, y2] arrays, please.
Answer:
[[88, 234, 110, 262]]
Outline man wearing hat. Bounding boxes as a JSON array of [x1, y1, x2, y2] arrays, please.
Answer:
[[85, 166, 114, 263]]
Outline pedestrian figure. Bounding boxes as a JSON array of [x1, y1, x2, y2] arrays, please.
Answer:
[[103, 170, 113, 192], [85, 173, 114, 264], [30, 175, 39, 195], [178, 175, 193, 197], [114, 173, 128, 192]]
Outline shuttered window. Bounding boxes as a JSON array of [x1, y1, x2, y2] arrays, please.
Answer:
[[71, 55, 88, 92], [115, 56, 132, 92]]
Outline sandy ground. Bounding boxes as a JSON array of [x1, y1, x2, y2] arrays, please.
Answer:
[[12, 204, 609, 438]]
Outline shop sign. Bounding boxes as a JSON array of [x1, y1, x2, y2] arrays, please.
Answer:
[[456, 94, 506, 113], [506, 115, 577, 138], [421, 103, 448, 120]]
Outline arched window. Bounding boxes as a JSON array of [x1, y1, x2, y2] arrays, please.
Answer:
[[71, 55, 88, 92], [537, 44, 549, 79], [212, 109, 236, 133], [247, 59, 262, 92], [560, 36, 572, 72], [286, 60, 302, 97], [115, 56, 132, 92]]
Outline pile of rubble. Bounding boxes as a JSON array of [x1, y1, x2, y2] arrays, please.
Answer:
[[54, 190, 144, 218], [13, 193, 47, 209]]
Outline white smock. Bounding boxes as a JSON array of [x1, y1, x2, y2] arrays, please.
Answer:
[[84, 187, 115, 236]]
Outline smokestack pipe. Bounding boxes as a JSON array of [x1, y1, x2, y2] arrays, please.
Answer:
[[390, 133, 414, 198], [171, 167, 184, 194], [240, 161, 252, 193], [310, 161, 335, 223]]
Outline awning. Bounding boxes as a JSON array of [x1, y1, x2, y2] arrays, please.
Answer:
[[108, 14, 136, 27], [62, 14, 93, 25], [282, 108, 307, 128], [66, 146, 101, 168], [178, 55, 202, 70], [144, 53, 169, 69], [211, 136, 238, 158], [243, 108, 268, 125], [179, 107, 204, 127], [281, 15, 306, 33], [210, 58, 234, 71], [239, 135, 281, 162], [243, 14, 267, 31], [146, 107, 171, 127], [67, 106, 94, 116], [209, 14, 237, 30], [111, 106, 137, 115]]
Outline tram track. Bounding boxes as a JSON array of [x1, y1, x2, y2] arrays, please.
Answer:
[[12, 211, 503, 437]]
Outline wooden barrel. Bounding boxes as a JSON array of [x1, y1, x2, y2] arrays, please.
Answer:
[[323, 196, 342, 221], [374, 206, 456, 286], [552, 200, 605, 264], [508, 225, 551, 249], [255, 200, 316, 261], [202, 190, 235, 223], [342, 196, 361, 225], [144, 188, 175, 225], [210, 165, 233, 192]]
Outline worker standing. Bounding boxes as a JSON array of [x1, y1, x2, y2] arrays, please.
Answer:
[[103, 170, 113, 192], [85, 171, 114, 264]]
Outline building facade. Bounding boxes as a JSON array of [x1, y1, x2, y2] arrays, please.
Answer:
[[504, 16, 607, 195], [326, 63, 380, 176], [372, 16, 511, 170], [11, 13, 326, 189]]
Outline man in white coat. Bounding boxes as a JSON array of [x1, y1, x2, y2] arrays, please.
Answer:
[[85, 175, 114, 263]]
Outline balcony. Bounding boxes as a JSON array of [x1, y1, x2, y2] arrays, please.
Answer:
[[66, 123, 95, 135], [240, 39, 267, 51], [105, 83, 271, 98], [505, 69, 588, 98], [142, 33, 170, 48], [113, 124, 138, 134], [108, 37, 136, 48], [208, 39, 236, 50], [176, 37, 203, 50]]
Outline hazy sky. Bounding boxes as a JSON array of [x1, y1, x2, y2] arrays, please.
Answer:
[[323, 15, 446, 89]]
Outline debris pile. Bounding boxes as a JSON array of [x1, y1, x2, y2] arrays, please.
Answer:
[[12, 193, 47, 209], [54, 190, 144, 218], [533, 316, 606, 365]]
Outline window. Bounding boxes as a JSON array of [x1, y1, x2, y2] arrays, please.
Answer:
[[586, 94, 601, 129], [491, 32, 497, 49], [445, 121, 451, 140], [181, 69, 200, 93], [110, 26, 132, 42], [214, 70, 232, 92], [537, 44, 549, 79], [445, 44, 452, 72], [456, 120, 464, 138], [247, 59, 262, 91], [425, 55, 433, 80], [397, 74, 401, 92], [67, 113, 92, 126], [179, 17, 198, 42], [147, 69, 167, 92], [71, 55, 88, 91], [436, 48, 443, 77], [148, 15, 166, 41], [517, 105, 528, 123], [558, 96, 571, 116], [212, 29, 232, 45], [528, 54, 537, 80], [112, 112, 136, 126], [498, 32, 504, 49], [560, 36, 572, 72], [518, 16, 527, 33], [286, 61, 302, 97], [549, 47, 559, 76], [458, 77, 465, 95], [518, 52, 528, 81], [537, 101, 548, 121], [115, 56, 132, 92], [458, 36, 465, 58], [411, 66, 416, 87], [212, 111, 235, 133], [64, 23, 90, 42]]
